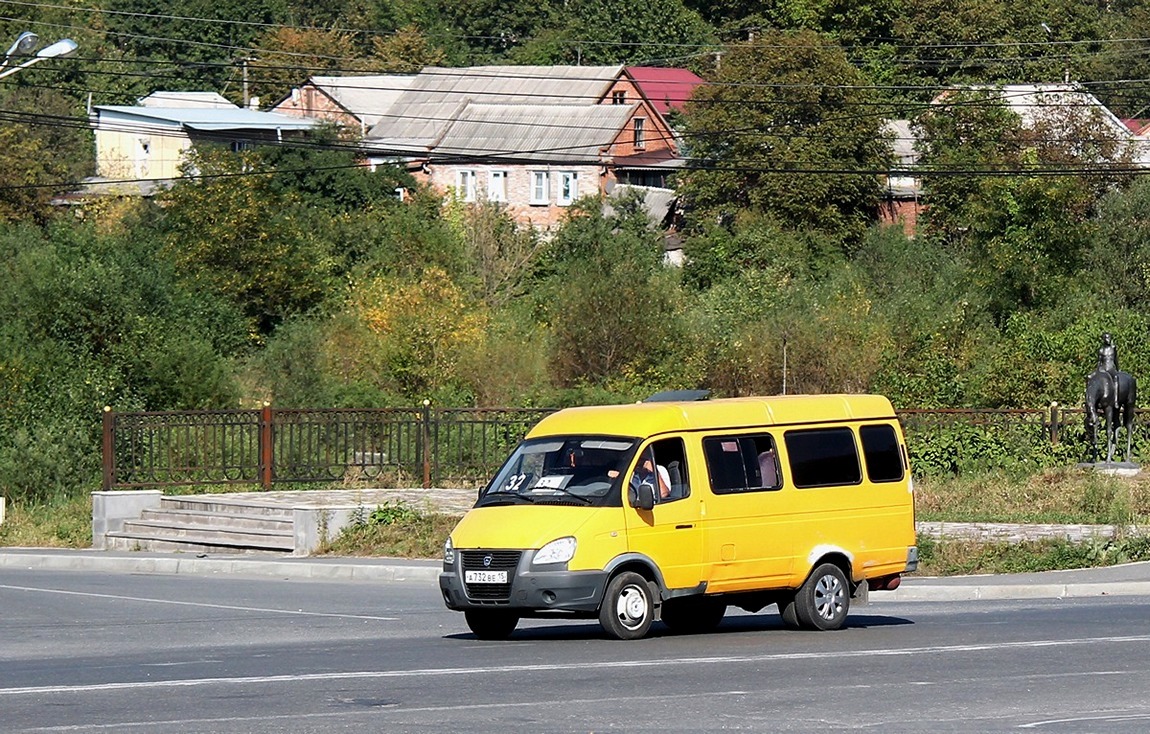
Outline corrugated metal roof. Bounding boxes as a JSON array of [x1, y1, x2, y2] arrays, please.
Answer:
[[95, 106, 320, 131], [428, 103, 635, 163], [308, 74, 416, 126], [604, 183, 676, 227], [883, 119, 918, 166], [400, 65, 621, 105], [366, 65, 623, 143], [625, 67, 705, 114], [138, 91, 236, 109]]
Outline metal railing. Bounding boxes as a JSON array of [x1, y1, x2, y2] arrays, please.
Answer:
[[101, 404, 554, 490], [100, 403, 1112, 491]]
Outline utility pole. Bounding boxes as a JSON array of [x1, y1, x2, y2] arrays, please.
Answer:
[[241, 56, 250, 108]]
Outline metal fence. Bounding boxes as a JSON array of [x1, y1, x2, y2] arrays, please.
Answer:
[[101, 403, 1113, 491], [101, 404, 554, 490]]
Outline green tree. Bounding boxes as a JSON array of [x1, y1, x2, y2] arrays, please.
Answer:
[[1086, 178, 1150, 310], [544, 194, 693, 393], [916, 87, 1132, 320], [154, 146, 338, 336], [103, 0, 291, 94], [512, 0, 714, 65], [678, 30, 891, 245], [891, 0, 1106, 94], [0, 221, 242, 502]]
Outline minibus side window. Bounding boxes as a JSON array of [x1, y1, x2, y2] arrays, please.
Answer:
[[703, 434, 781, 494], [859, 424, 905, 482], [783, 428, 861, 488], [642, 437, 690, 503]]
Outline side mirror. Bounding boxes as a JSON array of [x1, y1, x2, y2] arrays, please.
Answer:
[[630, 481, 655, 511]]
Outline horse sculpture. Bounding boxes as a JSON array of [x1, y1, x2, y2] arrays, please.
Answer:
[[1085, 368, 1137, 463]]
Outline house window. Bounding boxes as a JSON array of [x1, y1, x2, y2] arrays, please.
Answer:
[[531, 171, 550, 205], [456, 170, 478, 202], [231, 140, 253, 153], [488, 170, 507, 202], [558, 172, 578, 205], [612, 90, 626, 105], [633, 118, 645, 149]]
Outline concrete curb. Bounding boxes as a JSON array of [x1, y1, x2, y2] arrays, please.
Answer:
[[0, 551, 442, 584], [875, 581, 1150, 602], [5, 550, 1150, 603]]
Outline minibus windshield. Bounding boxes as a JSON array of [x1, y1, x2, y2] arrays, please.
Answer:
[[477, 436, 638, 508]]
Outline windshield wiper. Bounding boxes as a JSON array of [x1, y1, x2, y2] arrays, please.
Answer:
[[533, 487, 593, 505], [477, 493, 537, 507]]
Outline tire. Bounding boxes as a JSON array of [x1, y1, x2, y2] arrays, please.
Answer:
[[599, 571, 655, 640], [791, 563, 850, 631], [660, 597, 727, 635], [464, 609, 520, 640], [778, 595, 801, 629]]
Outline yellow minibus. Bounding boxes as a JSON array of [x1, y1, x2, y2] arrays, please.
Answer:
[[438, 393, 917, 640]]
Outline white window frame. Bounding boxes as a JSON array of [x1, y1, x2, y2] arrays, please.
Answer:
[[488, 170, 508, 202], [558, 171, 579, 206], [530, 171, 550, 205], [456, 169, 478, 202]]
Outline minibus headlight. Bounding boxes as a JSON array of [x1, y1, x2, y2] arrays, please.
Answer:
[[534, 536, 576, 565], [443, 536, 454, 565]]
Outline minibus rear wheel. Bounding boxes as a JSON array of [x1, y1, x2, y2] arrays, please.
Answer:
[[599, 571, 654, 640], [464, 610, 520, 640], [789, 563, 850, 631]]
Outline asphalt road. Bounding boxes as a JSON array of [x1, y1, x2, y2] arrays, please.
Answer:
[[3, 567, 1150, 733]]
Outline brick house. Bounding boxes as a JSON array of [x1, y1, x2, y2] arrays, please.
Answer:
[[359, 65, 684, 229], [270, 74, 416, 135], [879, 119, 921, 237]]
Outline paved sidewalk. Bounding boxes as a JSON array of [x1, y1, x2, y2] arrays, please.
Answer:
[[3, 547, 1150, 604], [6, 487, 1150, 603]]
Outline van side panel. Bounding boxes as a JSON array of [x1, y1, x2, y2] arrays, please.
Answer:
[[776, 420, 915, 587], [701, 490, 795, 593]]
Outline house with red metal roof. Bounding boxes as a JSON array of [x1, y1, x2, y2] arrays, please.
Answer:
[[359, 65, 689, 230], [625, 67, 705, 116]]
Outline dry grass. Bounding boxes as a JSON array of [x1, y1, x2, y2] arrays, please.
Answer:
[[319, 511, 461, 558], [8, 468, 1150, 577], [0, 494, 91, 548], [914, 467, 1150, 526]]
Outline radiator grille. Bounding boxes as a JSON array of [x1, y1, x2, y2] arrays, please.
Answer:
[[461, 550, 521, 600]]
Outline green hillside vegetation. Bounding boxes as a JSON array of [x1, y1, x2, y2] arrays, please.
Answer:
[[4, 1, 1150, 529]]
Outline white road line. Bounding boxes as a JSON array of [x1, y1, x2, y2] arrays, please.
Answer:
[[2, 634, 1148, 697], [25, 691, 752, 732], [0, 584, 397, 622], [1020, 712, 1150, 728]]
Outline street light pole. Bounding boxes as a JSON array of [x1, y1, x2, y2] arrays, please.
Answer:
[[0, 33, 77, 80], [0, 31, 38, 74]]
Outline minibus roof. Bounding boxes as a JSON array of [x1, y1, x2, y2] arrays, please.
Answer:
[[526, 394, 898, 440]]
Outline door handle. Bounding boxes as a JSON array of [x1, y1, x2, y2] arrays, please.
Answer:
[[675, 524, 694, 529]]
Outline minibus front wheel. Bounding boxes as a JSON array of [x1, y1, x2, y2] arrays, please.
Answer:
[[780, 563, 850, 631], [464, 610, 520, 640], [599, 571, 655, 640]]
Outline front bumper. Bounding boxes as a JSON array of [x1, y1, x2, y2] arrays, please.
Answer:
[[439, 549, 608, 615]]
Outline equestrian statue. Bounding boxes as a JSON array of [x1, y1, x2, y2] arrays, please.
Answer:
[[1084, 332, 1138, 463]]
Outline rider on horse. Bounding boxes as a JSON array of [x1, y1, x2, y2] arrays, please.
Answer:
[[1098, 332, 1119, 398]]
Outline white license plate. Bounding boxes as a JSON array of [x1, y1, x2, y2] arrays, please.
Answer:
[[465, 570, 508, 584]]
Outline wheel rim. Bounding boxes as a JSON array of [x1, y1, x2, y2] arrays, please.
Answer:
[[614, 584, 649, 630], [813, 573, 845, 621]]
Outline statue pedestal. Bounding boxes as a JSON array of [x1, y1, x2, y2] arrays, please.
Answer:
[[1076, 461, 1141, 477]]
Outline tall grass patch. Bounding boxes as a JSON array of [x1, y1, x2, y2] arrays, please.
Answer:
[[914, 468, 1150, 526], [0, 494, 91, 547], [320, 500, 460, 558]]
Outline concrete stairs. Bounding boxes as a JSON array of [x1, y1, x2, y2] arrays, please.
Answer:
[[104, 496, 294, 554]]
